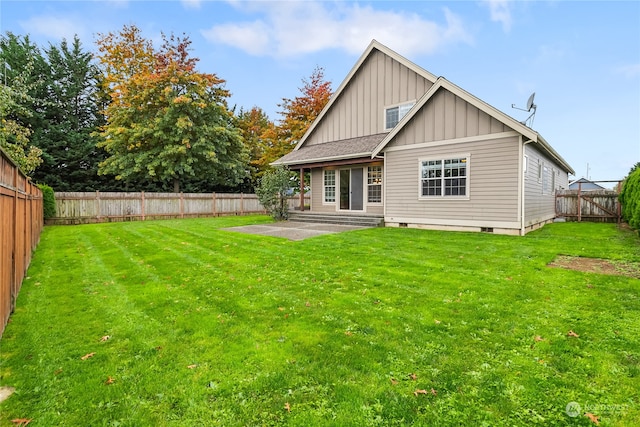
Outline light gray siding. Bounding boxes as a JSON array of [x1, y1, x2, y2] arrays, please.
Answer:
[[309, 165, 384, 214], [524, 144, 569, 227], [385, 136, 521, 227], [391, 88, 512, 146], [305, 50, 433, 146]]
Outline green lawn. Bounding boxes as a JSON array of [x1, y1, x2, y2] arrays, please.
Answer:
[[1, 216, 639, 426]]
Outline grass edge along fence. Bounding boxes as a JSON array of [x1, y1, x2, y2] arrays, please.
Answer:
[[0, 148, 43, 338], [50, 191, 311, 225]]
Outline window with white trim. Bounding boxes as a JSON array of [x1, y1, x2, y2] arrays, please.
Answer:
[[385, 101, 415, 130], [367, 166, 382, 203], [323, 170, 335, 203], [420, 157, 468, 197]]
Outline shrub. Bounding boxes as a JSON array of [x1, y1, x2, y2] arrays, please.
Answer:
[[255, 166, 292, 221], [37, 184, 56, 219], [619, 167, 640, 232]]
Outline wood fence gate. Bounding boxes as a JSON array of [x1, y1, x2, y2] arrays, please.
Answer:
[[555, 183, 621, 223]]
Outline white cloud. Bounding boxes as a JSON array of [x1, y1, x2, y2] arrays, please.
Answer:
[[482, 0, 512, 32], [616, 63, 640, 78], [181, 0, 201, 10], [201, 1, 472, 58], [19, 15, 86, 42]]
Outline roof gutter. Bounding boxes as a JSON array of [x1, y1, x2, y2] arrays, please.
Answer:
[[521, 138, 534, 236]]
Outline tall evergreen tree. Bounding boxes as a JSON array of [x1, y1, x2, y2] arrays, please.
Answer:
[[33, 36, 110, 190]]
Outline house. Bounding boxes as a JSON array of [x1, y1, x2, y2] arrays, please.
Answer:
[[273, 40, 574, 235], [568, 178, 606, 191]]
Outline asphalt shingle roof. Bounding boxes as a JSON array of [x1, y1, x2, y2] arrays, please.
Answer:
[[273, 133, 387, 166]]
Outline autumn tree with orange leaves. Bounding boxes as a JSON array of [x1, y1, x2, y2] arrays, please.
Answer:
[[95, 25, 247, 192], [257, 67, 332, 172]]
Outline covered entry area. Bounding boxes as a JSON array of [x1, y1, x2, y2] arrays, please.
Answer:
[[339, 167, 364, 211]]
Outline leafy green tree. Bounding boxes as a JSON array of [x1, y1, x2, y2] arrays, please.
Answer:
[[96, 26, 248, 192], [235, 106, 272, 189], [0, 64, 42, 174], [620, 166, 640, 233], [256, 165, 292, 220]]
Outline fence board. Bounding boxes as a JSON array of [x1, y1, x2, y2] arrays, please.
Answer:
[[0, 148, 43, 337], [555, 189, 620, 223], [49, 192, 310, 224]]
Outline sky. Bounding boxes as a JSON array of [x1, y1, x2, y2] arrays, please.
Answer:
[[1, 0, 639, 183]]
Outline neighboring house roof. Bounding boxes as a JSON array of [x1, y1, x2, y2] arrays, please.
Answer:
[[569, 178, 606, 190], [275, 133, 386, 166], [275, 40, 574, 175]]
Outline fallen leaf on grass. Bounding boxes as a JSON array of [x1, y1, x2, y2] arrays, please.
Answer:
[[567, 330, 580, 338], [413, 388, 436, 396], [100, 335, 111, 342], [278, 307, 285, 311], [534, 335, 544, 342], [585, 413, 600, 425], [54, 369, 63, 375], [390, 378, 398, 385], [187, 364, 197, 369], [105, 376, 114, 385], [305, 301, 311, 307], [409, 373, 417, 381], [344, 331, 353, 336], [434, 319, 441, 324], [81, 352, 95, 360], [11, 419, 32, 426], [284, 402, 291, 412]]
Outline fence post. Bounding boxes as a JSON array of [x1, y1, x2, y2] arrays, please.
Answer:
[[141, 192, 145, 221], [180, 192, 184, 218], [577, 182, 582, 222], [240, 193, 244, 215], [95, 191, 101, 222], [212, 192, 217, 216]]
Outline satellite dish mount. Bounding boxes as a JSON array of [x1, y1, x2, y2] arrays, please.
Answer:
[[512, 92, 537, 127]]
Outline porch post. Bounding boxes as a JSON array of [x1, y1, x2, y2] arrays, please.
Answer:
[[299, 168, 305, 212]]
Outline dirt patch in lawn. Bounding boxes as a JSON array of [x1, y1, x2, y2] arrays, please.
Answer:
[[548, 255, 640, 279]]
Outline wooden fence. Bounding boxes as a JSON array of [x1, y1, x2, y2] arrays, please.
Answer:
[[556, 188, 621, 223], [1, 149, 43, 337], [49, 191, 311, 225]]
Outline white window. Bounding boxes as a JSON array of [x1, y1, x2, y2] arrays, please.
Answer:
[[542, 166, 549, 194], [367, 166, 382, 203], [323, 170, 335, 203], [537, 160, 543, 183], [523, 155, 528, 175], [385, 101, 415, 130], [420, 157, 469, 197]]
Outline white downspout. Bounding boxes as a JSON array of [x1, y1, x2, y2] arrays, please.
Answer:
[[521, 139, 534, 235]]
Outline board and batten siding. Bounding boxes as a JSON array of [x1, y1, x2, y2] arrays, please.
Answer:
[[305, 49, 433, 146], [523, 144, 569, 228], [391, 88, 512, 145], [385, 135, 521, 230]]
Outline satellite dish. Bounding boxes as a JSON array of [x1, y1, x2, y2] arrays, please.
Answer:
[[526, 92, 536, 111], [512, 92, 537, 127]]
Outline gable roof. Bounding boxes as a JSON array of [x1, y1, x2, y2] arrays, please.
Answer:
[[292, 40, 437, 151], [371, 77, 575, 174], [275, 40, 574, 176]]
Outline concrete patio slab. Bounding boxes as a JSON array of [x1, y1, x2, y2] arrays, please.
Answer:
[[221, 221, 370, 241]]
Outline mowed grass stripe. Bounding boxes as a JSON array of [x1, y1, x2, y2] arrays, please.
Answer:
[[0, 218, 638, 426]]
